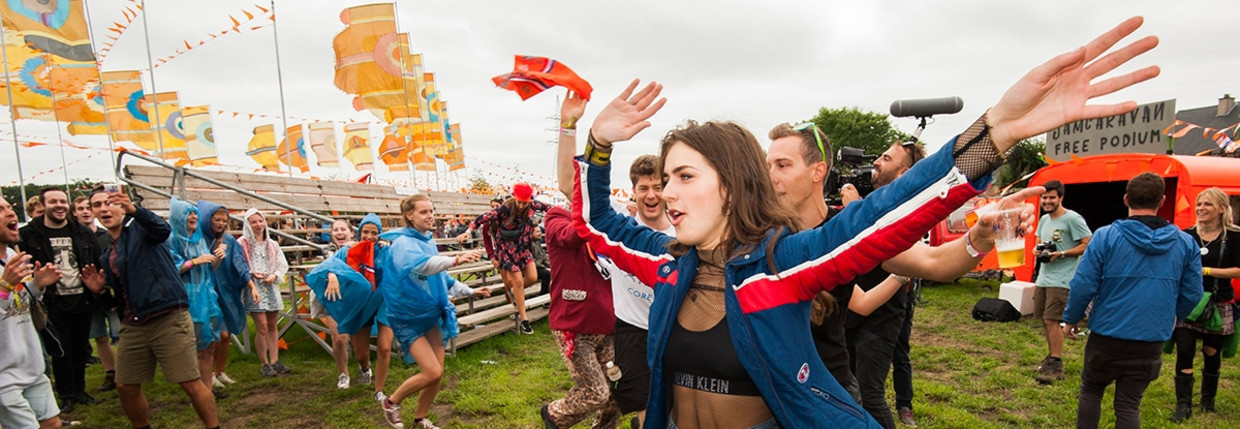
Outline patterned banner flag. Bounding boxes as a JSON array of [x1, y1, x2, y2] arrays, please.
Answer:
[[342, 123, 373, 171], [378, 129, 409, 172], [308, 121, 339, 168], [99, 70, 153, 146], [276, 124, 309, 173], [247, 124, 280, 172], [446, 124, 465, 171], [0, 0, 96, 62], [181, 105, 217, 166], [332, 3, 400, 121], [142, 92, 188, 162]]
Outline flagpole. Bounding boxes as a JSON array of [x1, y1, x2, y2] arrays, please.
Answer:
[[138, 0, 167, 161], [42, 54, 72, 187], [270, 0, 293, 177], [81, 0, 119, 180], [0, 29, 30, 220], [391, 3, 415, 188]]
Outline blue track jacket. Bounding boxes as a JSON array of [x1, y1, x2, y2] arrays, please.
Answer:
[[571, 140, 988, 428]]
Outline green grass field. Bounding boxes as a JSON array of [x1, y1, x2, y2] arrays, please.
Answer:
[[68, 280, 1240, 428]]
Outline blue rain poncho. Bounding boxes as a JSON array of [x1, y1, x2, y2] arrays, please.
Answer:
[[168, 197, 224, 351], [378, 226, 459, 363], [197, 199, 252, 334], [306, 214, 389, 334]]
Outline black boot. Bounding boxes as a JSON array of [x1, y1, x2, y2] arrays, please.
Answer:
[[1201, 372, 1219, 412], [1172, 373, 1193, 422]]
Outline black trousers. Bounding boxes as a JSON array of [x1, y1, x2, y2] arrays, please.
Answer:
[[47, 309, 92, 399], [848, 319, 904, 429], [1076, 334, 1162, 429], [892, 292, 915, 410]]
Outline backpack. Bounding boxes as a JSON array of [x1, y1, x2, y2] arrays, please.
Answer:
[[972, 298, 1022, 322]]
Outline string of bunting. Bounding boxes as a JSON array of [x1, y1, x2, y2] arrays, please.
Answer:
[[152, 4, 274, 69], [96, 0, 144, 61], [5, 149, 107, 186], [212, 108, 372, 125], [1163, 119, 1240, 153]]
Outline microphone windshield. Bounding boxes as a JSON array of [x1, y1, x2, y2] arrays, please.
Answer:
[[889, 96, 964, 118]]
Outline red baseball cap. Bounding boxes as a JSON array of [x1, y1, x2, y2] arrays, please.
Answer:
[[512, 183, 534, 202]]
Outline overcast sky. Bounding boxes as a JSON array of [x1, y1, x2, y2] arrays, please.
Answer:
[[4, 0, 1238, 192]]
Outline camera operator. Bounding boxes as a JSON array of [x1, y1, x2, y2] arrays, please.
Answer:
[[1032, 180, 1092, 385]]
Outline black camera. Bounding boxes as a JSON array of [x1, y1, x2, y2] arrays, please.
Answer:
[[1035, 241, 1057, 263], [824, 147, 877, 206]]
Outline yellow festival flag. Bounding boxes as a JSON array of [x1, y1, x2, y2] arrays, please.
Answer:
[[307, 122, 339, 168], [0, 36, 99, 124], [445, 124, 465, 171], [247, 124, 280, 172], [276, 124, 309, 173], [342, 123, 373, 171], [0, 0, 95, 63], [181, 105, 217, 166], [142, 92, 188, 162], [98, 70, 153, 146], [378, 126, 409, 172], [332, 3, 401, 121]]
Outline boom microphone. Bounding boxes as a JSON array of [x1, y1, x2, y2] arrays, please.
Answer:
[[889, 96, 964, 118]]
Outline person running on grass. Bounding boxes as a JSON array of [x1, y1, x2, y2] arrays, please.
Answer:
[[381, 194, 485, 429], [457, 184, 549, 335]]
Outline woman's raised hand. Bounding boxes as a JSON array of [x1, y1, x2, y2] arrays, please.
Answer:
[[589, 79, 667, 146], [988, 16, 1159, 152]]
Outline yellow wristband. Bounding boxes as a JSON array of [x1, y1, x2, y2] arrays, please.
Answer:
[[1204, 267, 1211, 276]]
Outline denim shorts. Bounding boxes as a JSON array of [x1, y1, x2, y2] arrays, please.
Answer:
[[0, 374, 60, 428], [90, 308, 121, 340]]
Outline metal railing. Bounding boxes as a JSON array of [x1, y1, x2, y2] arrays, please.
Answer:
[[115, 150, 329, 251]]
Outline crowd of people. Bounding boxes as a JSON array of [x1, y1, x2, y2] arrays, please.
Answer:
[[4, 15, 1236, 429]]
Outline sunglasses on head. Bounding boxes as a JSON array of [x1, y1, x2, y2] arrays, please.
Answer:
[[793, 122, 827, 164]]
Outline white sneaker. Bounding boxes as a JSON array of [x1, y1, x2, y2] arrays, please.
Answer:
[[359, 369, 373, 385], [375, 391, 387, 402], [216, 372, 237, 384], [415, 418, 440, 429], [212, 375, 225, 389], [337, 372, 350, 389]]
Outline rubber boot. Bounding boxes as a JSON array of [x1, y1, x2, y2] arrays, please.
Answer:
[[1201, 372, 1219, 412], [1171, 373, 1193, 422]]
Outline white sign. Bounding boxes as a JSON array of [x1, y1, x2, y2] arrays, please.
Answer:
[[1044, 99, 1176, 161]]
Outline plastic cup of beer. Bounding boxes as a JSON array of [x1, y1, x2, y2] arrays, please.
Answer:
[[992, 204, 1031, 269]]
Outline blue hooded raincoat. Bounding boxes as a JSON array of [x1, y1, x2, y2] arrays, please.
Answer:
[[168, 197, 224, 351], [197, 199, 252, 334], [307, 213, 389, 334], [378, 226, 459, 363]]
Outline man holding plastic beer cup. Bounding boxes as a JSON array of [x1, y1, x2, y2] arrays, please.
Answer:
[[1030, 180, 1092, 385]]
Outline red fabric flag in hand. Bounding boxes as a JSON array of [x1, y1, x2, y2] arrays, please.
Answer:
[[492, 55, 592, 101], [346, 240, 377, 289]]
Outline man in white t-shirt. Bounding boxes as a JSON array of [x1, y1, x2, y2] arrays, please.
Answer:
[[595, 155, 674, 425]]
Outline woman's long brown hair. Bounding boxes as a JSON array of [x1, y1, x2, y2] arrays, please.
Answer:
[[660, 121, 802, 272]]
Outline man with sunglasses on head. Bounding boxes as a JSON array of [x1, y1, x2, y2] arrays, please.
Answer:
[[766, 125, 1034, 428]]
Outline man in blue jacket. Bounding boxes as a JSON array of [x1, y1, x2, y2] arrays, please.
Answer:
[[1063, 172, 1203, 429], [81, 187, 219, 429]]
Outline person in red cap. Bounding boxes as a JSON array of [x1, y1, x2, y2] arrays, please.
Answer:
[[457, 183, 549, 334]]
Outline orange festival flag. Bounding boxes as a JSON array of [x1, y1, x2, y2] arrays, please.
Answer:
[[332, 3, 399, 121], [378, 129, 409, 172], [99, 70, 153, 147], [276, 124, 309, 173]]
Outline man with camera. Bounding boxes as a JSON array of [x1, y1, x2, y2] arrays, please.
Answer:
[[767, 128, 1038, 428], [1031, 180, 1092, 385]]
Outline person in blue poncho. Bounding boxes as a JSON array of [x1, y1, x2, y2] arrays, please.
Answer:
[[197, 200, 260, 388], [167, 197, 229, 397], [307, 214, 390, 394], [379, 194, 486, 429]]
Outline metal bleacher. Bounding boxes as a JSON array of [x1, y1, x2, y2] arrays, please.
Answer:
[[116, 150, 551, 357]]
